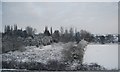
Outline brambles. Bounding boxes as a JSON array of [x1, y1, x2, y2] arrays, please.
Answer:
[[62, 40, 88, 65], [2, 35, 25, 53], [2, 60, 106, 71]]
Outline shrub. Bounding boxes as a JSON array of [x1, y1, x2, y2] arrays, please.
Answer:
[[62, 40, 88, 64], [2, 35, 25, 53], [2, 60, 47, 70], [42, 36, 53, 46], [46, 60, 67, 71], [75, 63, 106, 70], [25, 61, 47, 70], [2, 60, 17, 69], [2, 60, 106, 71]]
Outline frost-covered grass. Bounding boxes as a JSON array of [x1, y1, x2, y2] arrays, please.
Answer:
[[2, 43, 68, 70], [2, 42, 109, 71], [2, 43, 64, 64]]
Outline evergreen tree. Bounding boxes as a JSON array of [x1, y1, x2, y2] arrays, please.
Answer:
[[11, 26, 13, 31], [44, 26, 50, 36], [52, 30, 60, 42], [14, 24, 17, 31], [50, 27, 53, 35], [75, 32, 81, 43], [65, 29, 68, 35], [99, 35, 105, 44], [6, 25, 10, 32], [4, 25, 7, 33], [64, 29, 70, 42], [69, 27, 74, 41], [69, 27, 74, 36]]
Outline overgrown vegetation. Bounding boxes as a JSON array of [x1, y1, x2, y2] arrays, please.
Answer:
[[2, 25, 118, 53], [1, 25, 118, 71], [62, 40, 88, 67], [2, 35, 25, 53], [2, 40, 107, 71], [2, 60, 106, 71]]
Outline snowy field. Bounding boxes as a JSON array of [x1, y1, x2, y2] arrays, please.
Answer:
[[2, 43, 118, 70], [84, 44, 118, 70], [2, 43, 65, 64]]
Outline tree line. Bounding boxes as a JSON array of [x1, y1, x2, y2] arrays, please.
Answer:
[[1, 24, 119, 53], [2, 24, 119, 44]]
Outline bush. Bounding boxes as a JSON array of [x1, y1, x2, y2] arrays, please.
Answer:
[[62, 42, 76, 63], [2, 60, 17, 69], [2, 60, 67, 71], [46, 60, 67, 71], [75, 63, 106, 70], [2, 60, 106, 71], [2, 60, 47, 70], [42, 36, 53, 46], [25, 61, 47, 70], [2, 35, 25, 53], [62, 40, 88, 64]]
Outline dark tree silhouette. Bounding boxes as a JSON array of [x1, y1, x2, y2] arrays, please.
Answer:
[[69, 27, 74, 41], [106, 34, 114, 43], [25, 26, 36, 37], [99, 35, 105, 44], [14, 24, 18, 31], [80, 30, 93, 42], [75, 32, 81, 43], [44, 26, 50, 36], [50, 27, 53, 35], [52, 30, 60, 43]]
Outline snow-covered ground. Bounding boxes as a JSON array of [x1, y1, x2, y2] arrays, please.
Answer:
[[2, 43, 118, 70], [2, 43, 64, 64], [83, 44, 118, 70]]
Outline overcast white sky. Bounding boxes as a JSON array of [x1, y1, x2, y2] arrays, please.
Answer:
[[1, 2, 118, 34]]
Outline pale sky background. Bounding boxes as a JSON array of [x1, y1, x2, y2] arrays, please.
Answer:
[[0, 2, 2, 32], [1, 2, 118, 34]]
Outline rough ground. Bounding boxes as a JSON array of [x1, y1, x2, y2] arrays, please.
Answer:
[[2, 43, 65, 64], [2, 41, 107, 71]]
